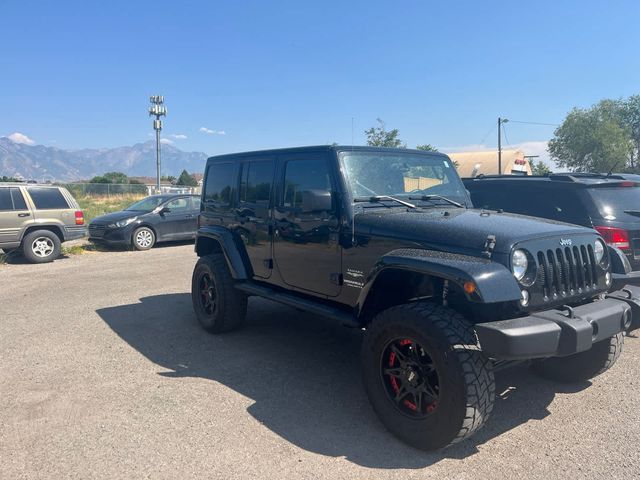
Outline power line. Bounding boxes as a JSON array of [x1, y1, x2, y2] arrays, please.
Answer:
[[479, 123, 497, 144], [507, 120, 559, 127]]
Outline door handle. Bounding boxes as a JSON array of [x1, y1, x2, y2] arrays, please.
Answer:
[[18, 213, 30, 217]]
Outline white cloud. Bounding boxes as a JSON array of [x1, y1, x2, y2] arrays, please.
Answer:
[[6, 132, 35, 145], [160, 138, 174, 145], [199, 127, 226, 135], [170, 134, 187, 140]]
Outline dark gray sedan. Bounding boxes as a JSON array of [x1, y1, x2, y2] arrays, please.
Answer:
[[89, 194, 200, 250]]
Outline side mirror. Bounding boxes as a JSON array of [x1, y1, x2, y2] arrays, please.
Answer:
[[301, 190, 332, 213], [158, 206, 171, 214]]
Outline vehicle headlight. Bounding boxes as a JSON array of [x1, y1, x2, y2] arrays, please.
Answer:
[[594, 239, 606, 264], [109, 217, 137, 228], [511, 249, 528, 282]]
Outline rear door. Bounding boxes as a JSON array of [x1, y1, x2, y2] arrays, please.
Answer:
[[0, 187, 32, 245], [26, 187, 72, 224], [236, 156, 276, 279]]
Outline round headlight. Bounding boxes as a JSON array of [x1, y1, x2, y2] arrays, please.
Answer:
[[511, 249, 528, 281], [594, 239, 606, 264]]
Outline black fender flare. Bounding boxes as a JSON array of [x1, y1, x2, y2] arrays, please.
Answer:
[[195, 226, 252, 279], [356, 248, 522, 314]]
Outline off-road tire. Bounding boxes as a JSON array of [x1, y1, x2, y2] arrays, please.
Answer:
[[361, 302, 495, 450], [192, 254, 247, 333], [532, 333, 624, 382], [22, 230, 61, 264], [132, 226, 156, 251]]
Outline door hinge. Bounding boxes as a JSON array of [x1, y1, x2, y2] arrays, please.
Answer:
[[263, 259, 273, 269], [330, 273, 344, 286]]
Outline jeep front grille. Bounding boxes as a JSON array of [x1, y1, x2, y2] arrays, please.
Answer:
[[536, 244, 598, 299]]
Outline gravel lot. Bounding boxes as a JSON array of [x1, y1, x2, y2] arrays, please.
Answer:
[[1, 244, 639, 479]]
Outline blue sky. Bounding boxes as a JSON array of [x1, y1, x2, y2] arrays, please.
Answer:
[[1, 0, 639, 163]]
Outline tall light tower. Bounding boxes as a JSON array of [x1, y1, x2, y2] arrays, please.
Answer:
[[149, 95, 167, 193], [497, 117, 509, 175]]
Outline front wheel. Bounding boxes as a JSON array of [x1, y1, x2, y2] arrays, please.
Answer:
[[132, 227, 155, 251], [532, 333, 624, 382], [361, 302, 495, 450]]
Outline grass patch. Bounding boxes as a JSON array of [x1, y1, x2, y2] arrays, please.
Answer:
[[61, 244, 86, 256], [77, 194, 146, 223]]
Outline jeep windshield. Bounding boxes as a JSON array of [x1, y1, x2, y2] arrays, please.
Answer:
[[339, 151, 469, 207]]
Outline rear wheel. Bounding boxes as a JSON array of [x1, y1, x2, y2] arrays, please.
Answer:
[[192, 254, 247, 333], [361, 302, 495, 450], [22, 230, 61, 263], [132, 227, 155, 250], [532, 333, 624, 382]]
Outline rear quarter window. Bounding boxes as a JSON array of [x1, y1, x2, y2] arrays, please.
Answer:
[[27, 187, 70, 210], [203, 163, 235, 205]]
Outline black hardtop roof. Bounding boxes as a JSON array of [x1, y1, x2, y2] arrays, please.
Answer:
[[463, 172, 640, 188], [206, 145, 450, 162]]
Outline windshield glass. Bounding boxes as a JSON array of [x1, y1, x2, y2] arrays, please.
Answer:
[[126, 196, 168, 212], [586, 186, 640, 221], [339, 151, 469, 205]]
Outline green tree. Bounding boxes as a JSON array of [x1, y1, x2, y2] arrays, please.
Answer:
[[365, 118, 405, 148], [90, 171, 130, 184], [530, 160, 551, 176], [177, 169, 197, 186], [549, 97, 637, 172], [415, 144, 438, 152], [0, 176, 21, 182]]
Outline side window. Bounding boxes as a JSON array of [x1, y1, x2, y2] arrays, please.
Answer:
[[27, 187, 69, 210], [240, 160, 274, 205], [203, 163, 235, 205], [11, 188, 27, 210], [282, 158, 332, 209], [189, 196, 200, 210], [165, 197, 189, 211], [0, 189, 12, 211]]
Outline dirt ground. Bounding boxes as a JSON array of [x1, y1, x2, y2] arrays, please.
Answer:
[[1, 244, 639, 479]]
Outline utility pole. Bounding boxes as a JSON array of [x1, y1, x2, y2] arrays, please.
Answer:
[[497, 117, 508, 175], [149, 96, 167, 193]]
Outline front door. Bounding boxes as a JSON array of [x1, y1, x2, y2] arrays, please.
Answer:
[[155, 197, 192, 240], [273, 154, 341, 297], [0, 187, 31, 245]]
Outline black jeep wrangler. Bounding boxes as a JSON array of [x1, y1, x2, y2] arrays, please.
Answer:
[[191, 146, 640, 450]]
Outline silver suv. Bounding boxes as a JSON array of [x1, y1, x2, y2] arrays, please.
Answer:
[[0, 184, 87, 263]]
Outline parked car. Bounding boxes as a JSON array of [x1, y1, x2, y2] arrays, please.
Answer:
[[0, 183, 86, 263], [190, 145, 640, 451], [89, 194, 199, 250], [464, 173, 640, 270]]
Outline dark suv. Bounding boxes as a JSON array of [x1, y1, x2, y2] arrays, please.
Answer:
[[190, 146, 640, 451], [464, 173, 640, 270]]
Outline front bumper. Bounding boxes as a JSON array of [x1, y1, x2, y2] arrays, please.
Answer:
[[475, 292, 632, 360], [88, 227, 131, 246]]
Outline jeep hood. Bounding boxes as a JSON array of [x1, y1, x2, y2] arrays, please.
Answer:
[[354, 208, 595, 255]]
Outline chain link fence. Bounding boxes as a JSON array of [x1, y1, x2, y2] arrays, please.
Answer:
[[59, 183, 201, 197]]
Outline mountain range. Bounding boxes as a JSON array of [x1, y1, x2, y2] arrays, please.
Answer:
[[0, 137, 209, 181]]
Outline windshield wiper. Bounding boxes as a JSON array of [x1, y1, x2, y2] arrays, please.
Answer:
[[624, 210, 640, 217], [408, 194, 464, 208], [354, 195, 417, 209]]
